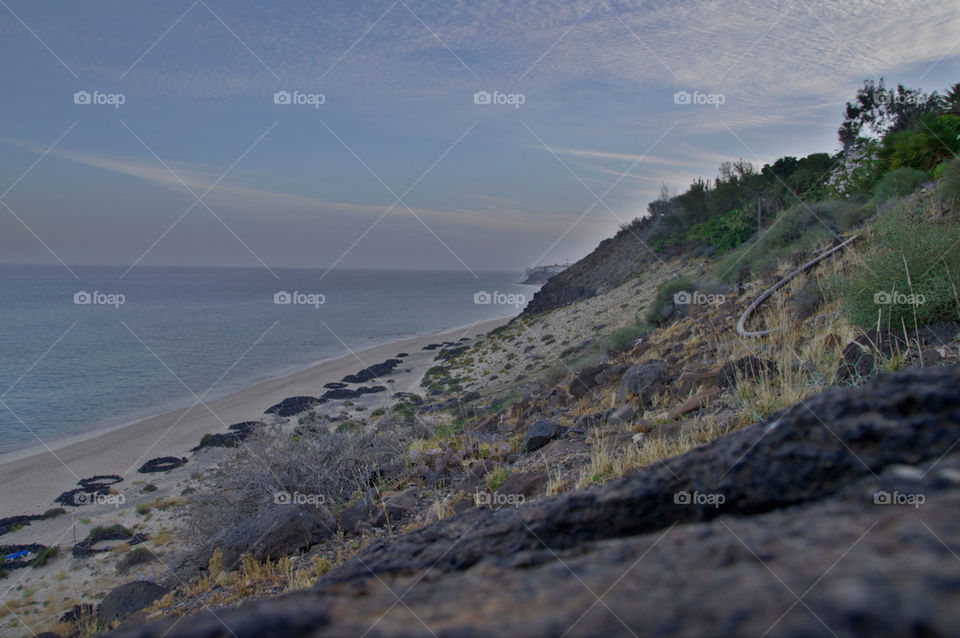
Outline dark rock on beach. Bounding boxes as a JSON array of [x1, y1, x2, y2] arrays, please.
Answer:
[[322, 385, 387, 401], [0, 508, 65, 537], [137, 456, 187, 474], [192, 421, 265, 451], [55, 475, 123, 507], [341, 359, 403, 384], [265, 397, 324, 418], [108, 366, 960, 638]]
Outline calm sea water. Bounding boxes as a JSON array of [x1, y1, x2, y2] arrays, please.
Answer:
[[0, 265, 533, 454]]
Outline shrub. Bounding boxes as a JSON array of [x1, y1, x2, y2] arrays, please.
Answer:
[[645, 276, 695, 326], [485, 467, 509, 492], [838, 211, 960, 329], [89, 524, 132, 539], [30, 545, 59, 568], [183, 426, 406, 563], [603, 325, 648, 352], [879, 113, 960, 172], [939, 157, 960, 207], [716, 199, 869, 281], [116, 547, 155, 575], [874, 167, 927, 202], [686, 208, 755, 252]]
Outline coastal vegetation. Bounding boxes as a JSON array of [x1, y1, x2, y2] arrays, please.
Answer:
[[18, 78, 960, 636]]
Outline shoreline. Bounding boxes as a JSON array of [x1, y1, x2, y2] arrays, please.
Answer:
[[0, 315, 510, 515], [0, 314, 518, 464]]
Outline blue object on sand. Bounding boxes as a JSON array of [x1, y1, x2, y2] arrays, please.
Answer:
[[3, 550, 30, 561]]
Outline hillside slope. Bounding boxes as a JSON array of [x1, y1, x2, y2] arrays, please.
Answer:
[[523, 216, 672, 315], [110, 367, 960, 637]]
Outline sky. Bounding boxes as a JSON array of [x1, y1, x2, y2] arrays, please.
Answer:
[[0, 0, 958, 275]]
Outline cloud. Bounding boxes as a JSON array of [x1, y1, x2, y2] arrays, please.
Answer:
[[0, 137, 577, 233]]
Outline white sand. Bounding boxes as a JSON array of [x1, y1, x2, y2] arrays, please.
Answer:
[[0, 317, 510, 516]]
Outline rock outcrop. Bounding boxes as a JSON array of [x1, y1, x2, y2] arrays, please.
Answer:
[[522, 217, 662, 315], [109, 366, 960, 637]]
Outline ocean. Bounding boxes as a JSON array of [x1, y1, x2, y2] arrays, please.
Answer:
[[0, 265, 533, 454]]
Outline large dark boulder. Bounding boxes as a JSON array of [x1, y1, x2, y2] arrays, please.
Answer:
[[618, 360, 671, 404], [221, 504, 336, 569], [717, 355, 776, 388], [568, 364, 609, 400], [372, 488, 419, 528], [100, 581, 168, 624], [522, 419, 566, 453], [107, 367, 960, 638]]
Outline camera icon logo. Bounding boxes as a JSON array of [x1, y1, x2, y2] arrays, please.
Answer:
[[74, 91, 91, 105], [74, 491, 90, 505], [274, 291, 292, 305], [474, 291, 492, 304], [274, 90, 291, 105], [674, 490, 691, 505], [673, 91, 692, 105], [74, 291, 92, 305], [673, 291, 692, 305], [874, 490, 891, 505], [474, 91, 492, 105], [873, 291, 892, 304], [273, 491, 292, 505]]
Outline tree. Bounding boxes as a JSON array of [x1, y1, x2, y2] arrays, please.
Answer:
[[943, 83, 960, 117], [838, 78, 939, 150]]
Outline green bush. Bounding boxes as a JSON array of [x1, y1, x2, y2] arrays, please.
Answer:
[[874, 167, 927, 202], [939, 157, 960, 207], [686, 208, 755, 252], [879, 113, 960, 172], [645, 276, 695, 326], [716, 199, 869, 281], [485, 467, 509, 491], [603, 325, 649, 352], [838, 211, 960, 329]]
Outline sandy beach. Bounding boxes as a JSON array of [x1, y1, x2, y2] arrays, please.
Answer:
[[0, 317, 509, 517]]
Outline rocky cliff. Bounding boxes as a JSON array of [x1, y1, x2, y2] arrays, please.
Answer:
[[522, 216, 671, 315], [110, 366, 960, 637]]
